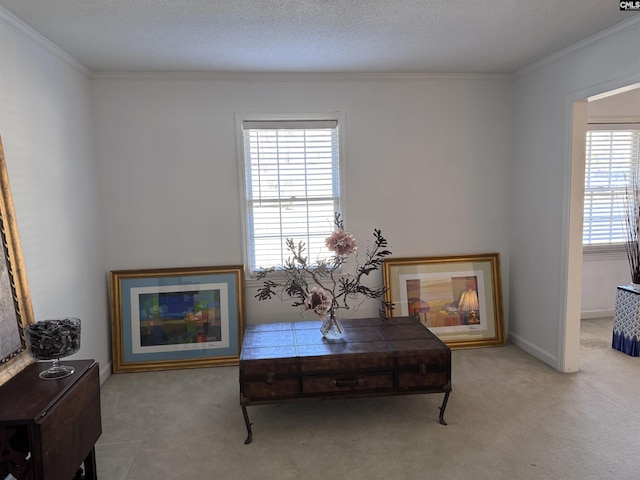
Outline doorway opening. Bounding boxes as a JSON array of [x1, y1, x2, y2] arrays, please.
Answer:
[[567, 84, 640, 371]]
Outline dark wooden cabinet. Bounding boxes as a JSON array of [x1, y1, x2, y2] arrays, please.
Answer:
[[0, 360, 101, 479], [239, 316, 451, 443]]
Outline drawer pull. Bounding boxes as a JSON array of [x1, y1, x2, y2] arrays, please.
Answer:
[[419, 363, 428, 376], [330, 378, 365, 388], [266, 372, 274, 385]]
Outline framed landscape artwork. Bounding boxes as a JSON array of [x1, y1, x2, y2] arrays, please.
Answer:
[[110, 265, 245, 372], [383, 253, 505, 349]]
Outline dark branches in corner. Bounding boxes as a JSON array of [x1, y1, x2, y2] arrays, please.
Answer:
[[624, 166, 640, 284]]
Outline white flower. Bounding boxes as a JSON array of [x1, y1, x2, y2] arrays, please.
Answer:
[[303, 287, 332, 318], [325, 229, 357, 256]]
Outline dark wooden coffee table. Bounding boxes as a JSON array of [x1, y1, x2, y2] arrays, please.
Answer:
[[239, 316, 451, 443]]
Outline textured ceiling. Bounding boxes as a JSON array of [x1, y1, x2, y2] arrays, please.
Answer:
[[0, 0, 634, 74]]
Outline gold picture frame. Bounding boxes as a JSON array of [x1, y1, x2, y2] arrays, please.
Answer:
[[383, 253, 505, 349], [110, 265, 245, 373], [0, 136, 35, 385]]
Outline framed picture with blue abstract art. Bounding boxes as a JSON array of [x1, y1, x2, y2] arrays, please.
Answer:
[[110, 266, 245, 372], [383, 253, 505, 349]]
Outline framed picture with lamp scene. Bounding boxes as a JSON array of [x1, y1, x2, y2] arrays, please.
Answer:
[[383, 253, 505, 349]]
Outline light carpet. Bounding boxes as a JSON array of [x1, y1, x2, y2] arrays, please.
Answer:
[[96, 317, 638, 480]]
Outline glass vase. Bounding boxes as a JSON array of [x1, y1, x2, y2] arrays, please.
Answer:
[[25, 318, 81, 380], [320, 310, 344, 340]]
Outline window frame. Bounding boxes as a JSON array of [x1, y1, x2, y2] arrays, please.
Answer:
[[236, 112, 346, 278], [583, 121, 640, 257]]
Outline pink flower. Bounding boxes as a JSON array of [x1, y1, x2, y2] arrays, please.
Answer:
[[325, 229, 357, 256], [304, 287, 332, 318]]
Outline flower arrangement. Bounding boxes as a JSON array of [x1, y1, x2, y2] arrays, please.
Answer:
[[256, 213, 392, 335]]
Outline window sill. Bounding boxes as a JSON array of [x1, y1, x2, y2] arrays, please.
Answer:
[[583, 245, 627, 261]]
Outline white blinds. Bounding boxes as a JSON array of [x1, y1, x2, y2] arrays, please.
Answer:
[[583, 126, 640, 247], [242, 120, 341, 271]]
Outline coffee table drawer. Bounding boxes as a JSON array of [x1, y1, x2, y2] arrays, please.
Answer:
[[242, 377, 300, 402], [397, 369, 449, 389], [302, 372, 393, 395]]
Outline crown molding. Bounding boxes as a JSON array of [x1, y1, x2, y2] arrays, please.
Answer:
[[90, 70, 512, 82], [0, 6, 90, 77], [515, 16, 640, 79]]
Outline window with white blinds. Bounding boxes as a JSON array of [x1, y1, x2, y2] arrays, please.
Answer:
[[583, 125, 640, 249], [240, 118, 342, 273]]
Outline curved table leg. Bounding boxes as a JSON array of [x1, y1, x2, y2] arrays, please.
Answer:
[[438, 391, 451, 425], [242, 406, 253, 444]]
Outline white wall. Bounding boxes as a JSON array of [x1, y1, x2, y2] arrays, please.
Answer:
[[0, 10, 110, 382], [589, 88, 640, 119], [91, 74, 514, 325], [581, 255, 628, 316], [511, 19, 640, 371]]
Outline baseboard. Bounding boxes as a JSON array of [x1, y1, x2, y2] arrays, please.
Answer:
[[581, 309, 614, 319], [99, 361, 112, 385], [508, 332, 559, 370]]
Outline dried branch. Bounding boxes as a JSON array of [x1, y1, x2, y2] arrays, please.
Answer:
[[255, 214, 391, 319], [625, 166, 640, 284]]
